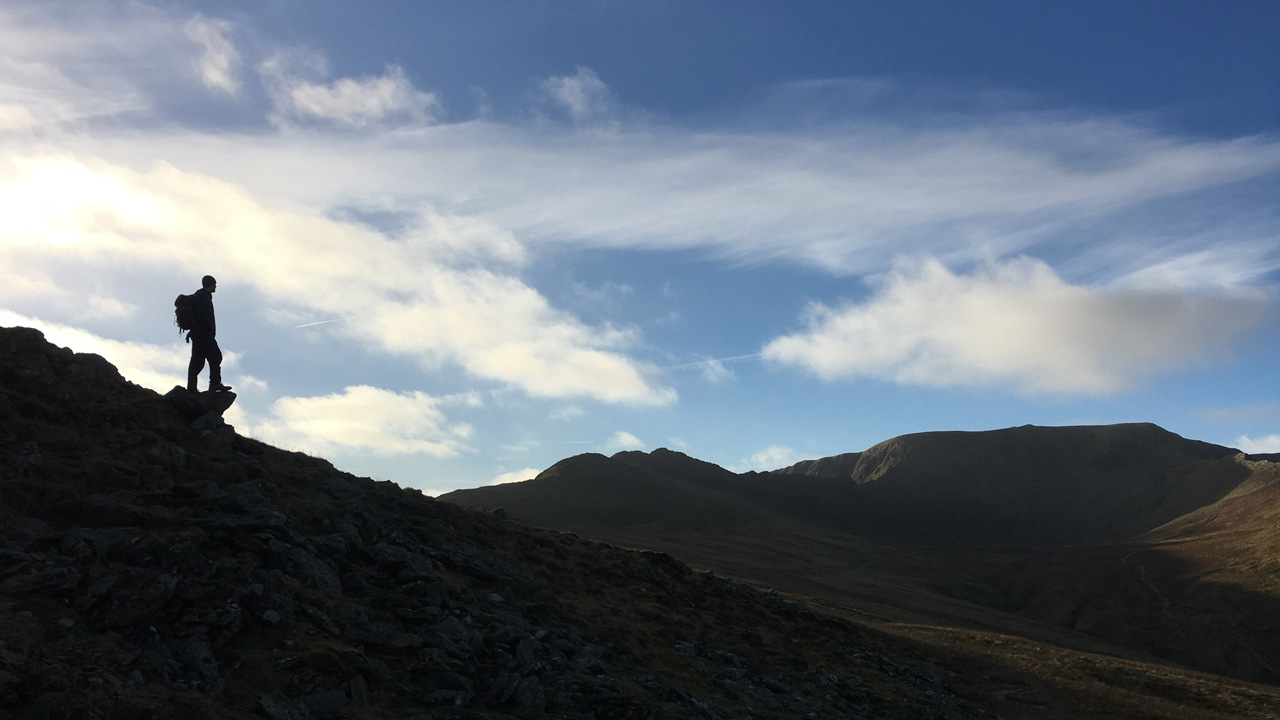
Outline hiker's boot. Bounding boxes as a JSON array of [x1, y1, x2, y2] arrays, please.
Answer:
[[187, 384, 199, 394], [210, 382, 232, 393]]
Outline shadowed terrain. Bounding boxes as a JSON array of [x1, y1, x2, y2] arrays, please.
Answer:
[[6, 323, 1280, 719], [0, 325, 994, 719], [443, 424, 1280, 704]]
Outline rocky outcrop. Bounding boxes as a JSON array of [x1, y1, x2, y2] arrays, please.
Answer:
[[164, 386, 238, 446]]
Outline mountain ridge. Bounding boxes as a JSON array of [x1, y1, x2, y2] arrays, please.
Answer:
[[459, 423, 1252, 546], [443, 425, 1280, 688]]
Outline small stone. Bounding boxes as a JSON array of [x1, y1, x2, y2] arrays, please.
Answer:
[[57, 618, 75, 628], [349, 673, 371, 706], [262, 609, 281, 625]]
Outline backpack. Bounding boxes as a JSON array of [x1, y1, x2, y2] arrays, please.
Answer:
[[174, 294, 196, 332]]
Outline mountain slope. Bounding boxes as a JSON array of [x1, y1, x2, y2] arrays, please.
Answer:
[[461, 424, 1252, 548], [1, 325, 990, 719], [442, 427, 1280, 688], [775, 423, 1248, 544]]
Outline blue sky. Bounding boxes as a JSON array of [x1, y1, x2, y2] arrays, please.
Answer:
[[2, 1, 1278, 493]]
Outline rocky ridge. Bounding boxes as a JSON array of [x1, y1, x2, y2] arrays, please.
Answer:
[[0, 325, 980, 720]]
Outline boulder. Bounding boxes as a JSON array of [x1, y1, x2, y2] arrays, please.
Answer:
[[164, 386, 238, 422]]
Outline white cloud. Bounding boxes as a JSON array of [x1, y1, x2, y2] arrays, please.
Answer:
[[0, 309, 191, 391], [184, 14, 241, 95], [747, 446, 799, 471], [541, 66, 611, 122], [246, 385, 476, 457], [0, 152, 676, 406], [605, 430, 645, 452], [261, 51, 437, 127], [1236, 434, 1280, 454], [762, 256, 1267, 396], [491, 467, 540, 485]]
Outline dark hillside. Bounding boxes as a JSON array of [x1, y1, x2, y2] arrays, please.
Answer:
[[0, 325, 993, 719], [445, 427, 1280, 692], [795, 424, 1248, 544], [463, 425, 1249, 547], [452, 451, 779, 531]]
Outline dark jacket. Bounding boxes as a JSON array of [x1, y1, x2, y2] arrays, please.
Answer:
[[190, 288, 216, 337]]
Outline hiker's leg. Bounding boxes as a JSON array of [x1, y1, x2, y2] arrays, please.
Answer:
[[208, 339, 223, 385], [188, 343, 205, 392]]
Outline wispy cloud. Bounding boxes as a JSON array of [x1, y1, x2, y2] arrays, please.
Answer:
[[184, 14, 240, 95], [261, 51, 437, 128], [762, 256, 1267, 395], [76, 114, 1280, 289], [541, 66, 612, 123], [0, 3, 215, 128]]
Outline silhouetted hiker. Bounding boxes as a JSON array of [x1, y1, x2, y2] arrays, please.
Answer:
[[185, 275, 230, 394]]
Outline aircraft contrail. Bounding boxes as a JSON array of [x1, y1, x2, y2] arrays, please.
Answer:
[[295, 319, 340, 328], [664, 353, 762, 370]]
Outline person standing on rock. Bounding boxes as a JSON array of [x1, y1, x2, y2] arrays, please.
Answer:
[[187, 275, 230, 394]]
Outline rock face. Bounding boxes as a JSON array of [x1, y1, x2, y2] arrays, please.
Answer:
[[0, 326, 981, 719]]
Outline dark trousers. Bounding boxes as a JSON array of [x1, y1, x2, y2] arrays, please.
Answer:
[[188, 333, 223, 391]]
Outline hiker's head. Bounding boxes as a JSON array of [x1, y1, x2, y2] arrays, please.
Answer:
[[202, 275, 217, 292]]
